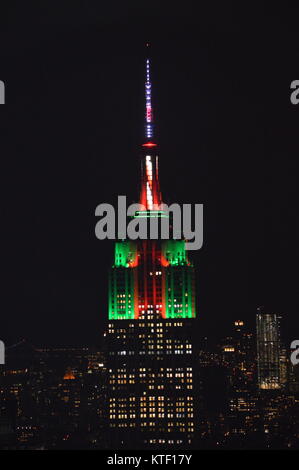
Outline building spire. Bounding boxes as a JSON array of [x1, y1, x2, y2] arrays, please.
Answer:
[[140, 47, 161, 210], [145, 45, 154, 141]]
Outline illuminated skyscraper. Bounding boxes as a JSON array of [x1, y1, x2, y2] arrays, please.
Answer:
[[256, 307, 281, 390], [106, 52, 197, 448]]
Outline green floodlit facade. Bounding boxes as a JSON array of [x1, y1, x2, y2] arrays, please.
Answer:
[[114, 240, 137, 268], [109, 237, 196, 320], [163, 240, 195, 319], [165, 265, 195, 319], [162, 239, 186, 265], [108, 265, 135, 321]]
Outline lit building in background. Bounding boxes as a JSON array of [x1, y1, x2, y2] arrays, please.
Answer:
[[256, 307, 281, 390], [279, 347, 288, 388], [106, 51, 197, 448]]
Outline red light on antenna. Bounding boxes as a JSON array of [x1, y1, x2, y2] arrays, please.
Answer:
[[142, 142, 157, 148]]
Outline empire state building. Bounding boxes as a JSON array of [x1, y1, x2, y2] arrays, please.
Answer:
[[106, 51, 198, 449]]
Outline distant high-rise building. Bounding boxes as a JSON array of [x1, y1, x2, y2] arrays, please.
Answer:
[[232, 321, 255, 367], [234, 320, 244, 333], [279, 347, 288, 388], [256, 307, 281, 390], [106, 51, 197, 448], [289, 360, 299, 393]]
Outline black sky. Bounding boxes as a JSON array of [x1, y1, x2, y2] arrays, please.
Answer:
[[0, 2, 298, 346]]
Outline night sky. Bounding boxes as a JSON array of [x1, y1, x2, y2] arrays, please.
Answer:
[[1, 3, 298, 346]]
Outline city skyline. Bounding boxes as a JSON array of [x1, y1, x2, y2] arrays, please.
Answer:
[[1, 1, 299, 453], [1, 311, 299, 449]]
